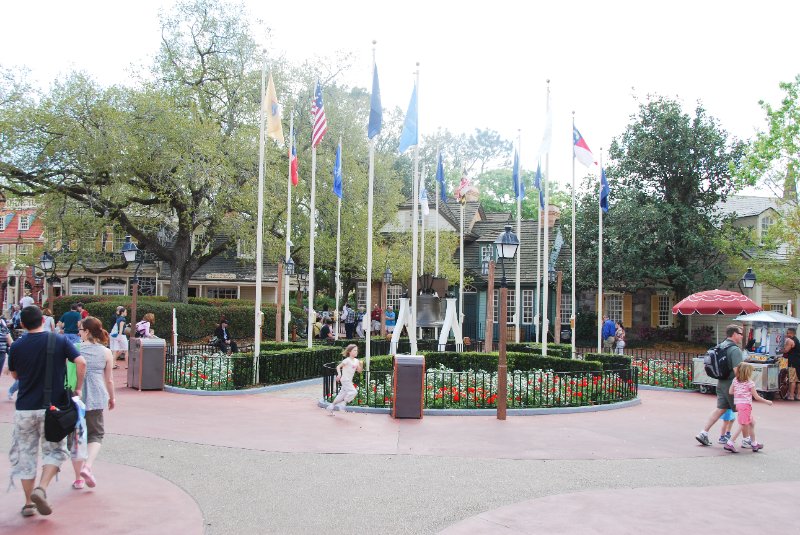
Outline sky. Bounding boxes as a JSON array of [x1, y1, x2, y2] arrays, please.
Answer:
[[2, 0, 797, 196]]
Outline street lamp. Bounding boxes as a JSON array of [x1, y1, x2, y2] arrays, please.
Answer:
[[383, 267, 393, 284], [493, 224, 520, 421], [284, 257, 295, 276], [39, 251, 55, 305], [121, 236, 145, 334], [739, 268, 756, 292]]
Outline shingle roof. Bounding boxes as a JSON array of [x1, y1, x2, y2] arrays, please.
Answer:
[[716, 195, 782, 218]]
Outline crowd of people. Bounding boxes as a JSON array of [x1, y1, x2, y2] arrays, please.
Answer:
[[310, 303, 398, 341]]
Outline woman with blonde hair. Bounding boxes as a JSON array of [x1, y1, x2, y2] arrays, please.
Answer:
[[70, 316, 115, 489], [724, 362, 772, 453], [326, 344, 363, 414]]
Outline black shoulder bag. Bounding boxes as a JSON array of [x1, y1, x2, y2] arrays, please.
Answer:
[[42, 333, 78, 442]]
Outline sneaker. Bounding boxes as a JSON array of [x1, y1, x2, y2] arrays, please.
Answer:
[[751, 443, 764, 452], [7, 393, 12, 401], [718, 435, 728, 444], [695, 433, 712, 446], [742, 438, 752, 448], [80, 466, 96, 488], [72, 479, 85, 490], [723, 442, 738, 453]]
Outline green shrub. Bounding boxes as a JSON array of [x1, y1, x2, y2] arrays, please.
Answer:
[[51, 295, 304, 342], [366, 351, 603, 373], [506, 343, 573, 360], [583, 352, 632, 370]]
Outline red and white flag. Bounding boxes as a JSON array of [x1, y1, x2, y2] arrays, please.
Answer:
[[289, 136, 299, 186], [311, 81, 328, 148], [573, 126, 595, 167]]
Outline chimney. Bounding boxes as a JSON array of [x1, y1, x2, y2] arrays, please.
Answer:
[[546, 205, 561, 227]]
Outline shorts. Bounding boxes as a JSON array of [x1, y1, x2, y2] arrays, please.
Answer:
[[716, 384, 736, 411], [735, 403, 753, 425], [789, 367, 799, 383], [109, 334, 128, 352], [387, 325, 395, 334], [9, 410, 69, 480], [720, 409, 736, 422], [85, 409, 105, 444]]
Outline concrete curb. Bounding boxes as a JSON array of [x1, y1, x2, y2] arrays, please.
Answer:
[[164, 377, 321, 396], [317, 397, 641, 416]]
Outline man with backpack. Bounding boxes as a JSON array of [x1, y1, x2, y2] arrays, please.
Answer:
[[695, 324, 744, 447]]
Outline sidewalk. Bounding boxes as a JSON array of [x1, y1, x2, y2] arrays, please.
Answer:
[[1, 368, 798, 534]]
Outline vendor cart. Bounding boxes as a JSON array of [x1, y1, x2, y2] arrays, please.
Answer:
[[692, 356, 781, 398]]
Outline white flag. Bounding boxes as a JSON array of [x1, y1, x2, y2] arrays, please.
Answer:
[[420, 181, 430, 217]]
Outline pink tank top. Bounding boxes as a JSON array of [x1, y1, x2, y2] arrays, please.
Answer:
[[732, 378, 754, 405]]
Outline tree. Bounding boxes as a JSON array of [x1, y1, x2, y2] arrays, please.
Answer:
[[566, 96, 744, 302], [735, 74, 800, 292]]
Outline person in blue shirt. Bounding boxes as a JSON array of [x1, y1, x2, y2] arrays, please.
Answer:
[[601, 315, 617, 352], [57, 303, 82, 346]]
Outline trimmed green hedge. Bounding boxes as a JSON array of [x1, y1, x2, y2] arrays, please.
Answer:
[[51, 295, 304, 342], [506, 343, 573, 359], [583, 352, 632, 371], [364, 351, 603, 373]]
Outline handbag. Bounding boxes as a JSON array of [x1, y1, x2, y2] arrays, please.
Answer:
[[42, 333, 79, 442]]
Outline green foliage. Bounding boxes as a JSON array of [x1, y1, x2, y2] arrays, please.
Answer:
[[369, 351, 603, 373], [582, 352, 632, 371], [50, 295, 304, 341]]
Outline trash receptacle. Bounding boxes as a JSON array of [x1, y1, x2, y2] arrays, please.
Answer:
[[560, 328, 572, 343], [128, 337, 167, 390], [392, 354, 425, 419]]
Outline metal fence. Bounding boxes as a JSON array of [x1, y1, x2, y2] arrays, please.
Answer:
[[576, 346, 697, 389], [322, 362, 638, 409], [165, 343, 255, 358]]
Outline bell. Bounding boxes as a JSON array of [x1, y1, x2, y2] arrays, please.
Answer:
[[416, 294, 445, 328]]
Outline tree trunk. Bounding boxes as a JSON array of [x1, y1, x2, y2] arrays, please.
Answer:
[[167, 245, 193, 303]]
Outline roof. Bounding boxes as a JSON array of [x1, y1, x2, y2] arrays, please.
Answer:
[[735, 311, 800, 324], [716, 195, 782, 218], [484, 212, 512, 222]]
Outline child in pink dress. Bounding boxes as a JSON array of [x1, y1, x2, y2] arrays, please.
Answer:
[[725, 362, 772, 453]]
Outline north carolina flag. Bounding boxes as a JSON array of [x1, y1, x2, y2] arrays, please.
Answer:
[[573, 126, 595, 167], [265, 73, 284, 143], [289, 136, 299, 186]]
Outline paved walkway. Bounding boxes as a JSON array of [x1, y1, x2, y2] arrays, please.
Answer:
[[1, 368, 798, 534]]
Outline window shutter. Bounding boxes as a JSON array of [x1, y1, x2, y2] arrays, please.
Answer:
[[623, 293, 633, 328], [762, 303, 771, 311], [650, 295, 659, 328]]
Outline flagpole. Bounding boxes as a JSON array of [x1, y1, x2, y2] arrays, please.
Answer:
[[541, 82, 550, 357], [410, 64, 420, 355], [435, 152, 440, 277], [254, 57, 267, 379], [535, 182, 542, 344], [308, 144, 317, 349], [597, 150, 604, 353], [284, 114, 293, 343], [571, 112, 577, 359], [366, 98, 376, 368], [459, 197, 464, 344], [335, 136, 343, 341], [420, 166, 426, 274], [515, 130, 522, 344]]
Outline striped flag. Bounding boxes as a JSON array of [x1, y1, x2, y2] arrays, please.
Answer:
[[311, 81, 328, 148], [573, 126, 595, 167], [289, 135, 299, 186]]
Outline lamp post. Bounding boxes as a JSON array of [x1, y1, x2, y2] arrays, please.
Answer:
[[275, 257, 295, 343], [121, 236, 145, 335], [494, 224, 520, 421], [39, 251, 55, 306], [296, 269, 307, 307]]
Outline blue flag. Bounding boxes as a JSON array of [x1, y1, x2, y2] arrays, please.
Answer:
[[398, 84, 418, 154], [333, 141, 343, 199], [535, 161, 544, 209], [436, 152, 446, 202], [600, 167, 610, 213], [368, 64, 382, 139], [512, 149, 523, 200]]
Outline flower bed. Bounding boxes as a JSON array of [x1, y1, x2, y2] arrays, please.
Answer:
[[166, 353, 236, 391], [323, 364, 638, 409], [632, 358, 693, 389]]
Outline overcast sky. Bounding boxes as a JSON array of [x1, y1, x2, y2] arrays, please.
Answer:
[[2, 0, 797, 196]]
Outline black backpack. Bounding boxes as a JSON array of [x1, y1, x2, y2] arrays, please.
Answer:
[[704, 342, 733, 380]]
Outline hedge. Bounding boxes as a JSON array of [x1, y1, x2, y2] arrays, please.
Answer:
[[364, 351, 603, 373], [582, 352, 632, 371], [506, 343, 573, 359], [50, 295, 305, 342]]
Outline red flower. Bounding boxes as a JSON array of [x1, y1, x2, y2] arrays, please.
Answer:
[[199, 374, 208, 380]]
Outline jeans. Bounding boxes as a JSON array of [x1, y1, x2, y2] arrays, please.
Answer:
[[9, 379, 19, 396]]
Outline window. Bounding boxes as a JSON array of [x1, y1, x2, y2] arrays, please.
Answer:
[[386, 284, 404, 311], [658, 295, 672, 328], [112, 230, 128, 253], [100, 278, 127, 296], [17, 244, 32, 256], [480, 245, 494, 263], [70, 278, 95, 295], [761, 215, 775, 234], [18, 215, 30, 231], [561, 293, 572, 326], [604, 294, 623, 323], [356, 282, 367, 310], [493, 289, 515, 324], [522, 289, 534, 324], [770, 303, 786, 314], [0, 244, 7, 255], [0, 215, 6, 231], [207, 287, 237, 299]]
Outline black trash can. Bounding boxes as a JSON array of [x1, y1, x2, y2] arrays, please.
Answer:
[[392, 355, 425, 419]]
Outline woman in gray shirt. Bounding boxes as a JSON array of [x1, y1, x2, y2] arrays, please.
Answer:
[[69, 316, 115, 490]]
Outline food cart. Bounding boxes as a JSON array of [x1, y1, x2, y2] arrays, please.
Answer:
[[692, 310, 798, 399]]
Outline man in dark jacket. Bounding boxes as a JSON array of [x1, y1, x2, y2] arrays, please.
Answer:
[[213, 319, 238, 354]]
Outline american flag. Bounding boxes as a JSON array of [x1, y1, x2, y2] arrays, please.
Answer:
[[311, 81, 328, 148]]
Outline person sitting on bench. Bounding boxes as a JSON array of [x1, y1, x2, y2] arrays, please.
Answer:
[[212, 319, 238, 354]]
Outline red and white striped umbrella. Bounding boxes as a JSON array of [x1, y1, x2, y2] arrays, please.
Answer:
[[672, 289, 762, 316]]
